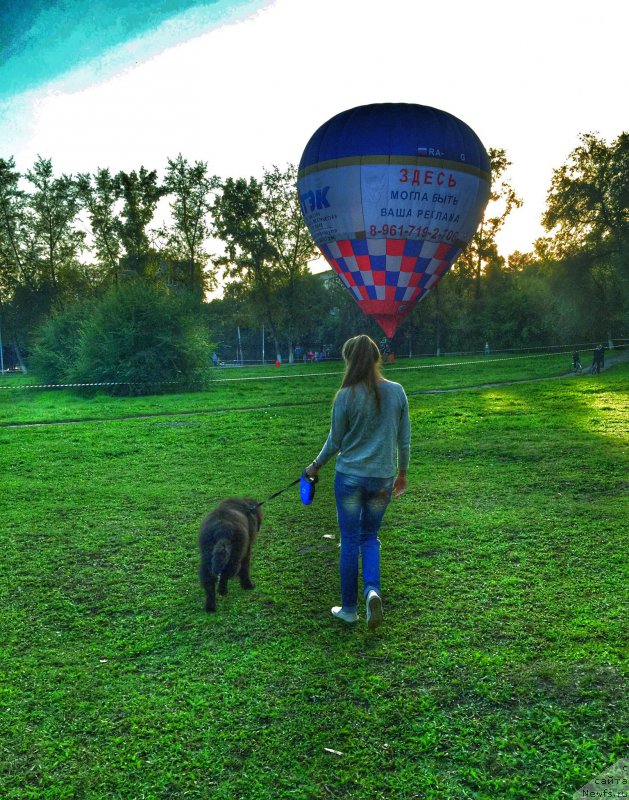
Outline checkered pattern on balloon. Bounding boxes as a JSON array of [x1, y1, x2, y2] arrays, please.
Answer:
[[319, 237, 461, 337]]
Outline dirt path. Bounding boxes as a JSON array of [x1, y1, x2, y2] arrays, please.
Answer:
[[412, 350, 629, 396]]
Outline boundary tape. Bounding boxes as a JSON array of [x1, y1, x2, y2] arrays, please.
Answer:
[[0, 345, 625, 391]]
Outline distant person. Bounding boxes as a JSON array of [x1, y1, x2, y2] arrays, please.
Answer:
[[307, 350, 315, 363], [592, 344, 604, 374], [572, 350, 582, 371], [484, 342, 491, 355], [304, 334, 411, 630], [212, 352, 219, 367], [379, 338, 394, 364], [316, 350, 324, 362], [294, 345, 302, 362]]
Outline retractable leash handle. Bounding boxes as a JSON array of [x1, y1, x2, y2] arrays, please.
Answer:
[[255, 470, 319, 509], [300, 469, 319, 505]]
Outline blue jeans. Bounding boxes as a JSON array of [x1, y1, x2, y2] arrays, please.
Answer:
[[334, 471, 394, 611]]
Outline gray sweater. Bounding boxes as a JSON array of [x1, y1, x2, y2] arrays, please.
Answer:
[[316, 380, 411, 478]]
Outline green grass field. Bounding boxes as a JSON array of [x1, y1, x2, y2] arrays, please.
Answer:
[[0, 351, 594, 424], [1, 355, 627, 799]]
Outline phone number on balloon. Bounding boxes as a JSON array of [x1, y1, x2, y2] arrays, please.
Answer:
[[368, 224, 460, 241]]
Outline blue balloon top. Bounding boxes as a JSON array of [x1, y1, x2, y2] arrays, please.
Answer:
[[299, 103, 490, 177]]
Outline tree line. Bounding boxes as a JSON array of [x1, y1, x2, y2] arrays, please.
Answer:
[[0, 133, 626, 388]]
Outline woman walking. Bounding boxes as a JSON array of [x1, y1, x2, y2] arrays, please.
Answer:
[[305, 335, 411, 629]]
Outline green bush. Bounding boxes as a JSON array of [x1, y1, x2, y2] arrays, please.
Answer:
[[70, 282, 213, 395], [29, 299, 94, 384], [31, 282, 214, 395]]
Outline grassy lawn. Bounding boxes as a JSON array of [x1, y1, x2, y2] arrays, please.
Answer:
[[0, 351, 583, 425], [1, 358, 627, 799]]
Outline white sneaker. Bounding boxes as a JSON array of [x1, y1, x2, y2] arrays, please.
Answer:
[[331, 606, 358, 623], [366, 590, 383, 630]]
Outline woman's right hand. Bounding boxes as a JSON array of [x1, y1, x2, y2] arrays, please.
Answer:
[[393, 472, 407, 498]]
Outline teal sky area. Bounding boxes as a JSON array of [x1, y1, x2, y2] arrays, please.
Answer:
[[1, 0, 624, 259], [0, 0, 257, 101]]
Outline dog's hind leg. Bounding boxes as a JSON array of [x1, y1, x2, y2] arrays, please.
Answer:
[[238, 551, 255, 591], [218, 572, 229, 596], [200, 561, 218, 612]]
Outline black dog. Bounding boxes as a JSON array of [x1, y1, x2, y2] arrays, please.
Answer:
[[199, 497, 262, 612]]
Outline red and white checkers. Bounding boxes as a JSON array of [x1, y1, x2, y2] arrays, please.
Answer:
[[319, 238, 461, 336]]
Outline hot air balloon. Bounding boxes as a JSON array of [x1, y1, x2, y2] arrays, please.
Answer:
[[297, 103, 491, 338]]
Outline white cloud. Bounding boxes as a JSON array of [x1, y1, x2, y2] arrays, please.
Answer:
[[2, 0, 627, 257]]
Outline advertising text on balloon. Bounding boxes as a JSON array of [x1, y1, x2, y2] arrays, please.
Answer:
[[299, 187, 330, 214], [390, 190, 458, 205], [399, 169, 457, 187]]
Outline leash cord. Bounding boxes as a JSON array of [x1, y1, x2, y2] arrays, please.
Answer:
[[256, 477, 302, 507]]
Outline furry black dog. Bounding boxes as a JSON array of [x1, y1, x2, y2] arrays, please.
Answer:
[[199, 497, 262, 612]]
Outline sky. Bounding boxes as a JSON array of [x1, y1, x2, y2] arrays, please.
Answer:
[[1, 0, 627, 266]]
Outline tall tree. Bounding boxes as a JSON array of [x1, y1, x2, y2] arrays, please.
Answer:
[[25, 156, 84, 293], [212, 165, 317, 361], [76, 168, 123, 285], [540, 132, 629, 340], [161, 154, 220, 298], [0, 157, 30, 302], [542, 132, 628, 260], [0, 157, 31, 369], [260, 165, 319, 359], [116, 167, 164, 276], [213, 175, 281, 358], [454, 148, 523, 298]]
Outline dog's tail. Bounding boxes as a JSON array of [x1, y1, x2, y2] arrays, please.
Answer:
[[211, 539, 231, 575]]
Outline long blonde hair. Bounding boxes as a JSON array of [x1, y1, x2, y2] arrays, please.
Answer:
[[339, 335, 383, 411]]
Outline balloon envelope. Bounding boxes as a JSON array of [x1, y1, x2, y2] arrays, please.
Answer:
[[297, 103, 491, 337]]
